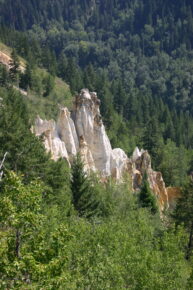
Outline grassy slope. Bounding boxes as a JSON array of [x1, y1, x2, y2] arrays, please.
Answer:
[[0, 41, 26, 69], [0, 42, 73, 121], [26, 68, 73, 121]]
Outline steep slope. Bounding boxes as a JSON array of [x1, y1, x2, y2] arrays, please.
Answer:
[[0, 42, 25, 71], [0, 42, 72, 119]]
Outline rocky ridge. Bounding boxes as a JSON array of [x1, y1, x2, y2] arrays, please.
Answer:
[[33, 89, 178, 211]]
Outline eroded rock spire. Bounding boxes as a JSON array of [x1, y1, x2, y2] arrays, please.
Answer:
[[34, 89, 177, 211]]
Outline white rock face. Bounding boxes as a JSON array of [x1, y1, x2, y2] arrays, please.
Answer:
[[73, 89, 129, 177], [33, 89, 171, 210], [111, 148, 129, 179], [132, 147, 142, 162], [33, 116, 69, 163], [57, 108, 79, 159], [34, 89, 128, 178]]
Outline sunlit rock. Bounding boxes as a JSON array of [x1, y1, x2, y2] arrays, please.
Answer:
[[33, 116, 69, 163], [57, 107, 79, 159], [33, 89, 175, 210]]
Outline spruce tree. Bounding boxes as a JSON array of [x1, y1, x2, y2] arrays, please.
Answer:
[[0, 88, 50, 182], [141, 117, 161, 168], [0, 64, 9, 87], [173, 178, 193, 259], [111, 80, 127, 114], [9, 49, 20, 84], [19, 63, 32, 90], [70, 153, 100, 218], [83, 63, 96, 91], [58, 53, 68, 79], [139, 172, 158, 214], [65, 58, 83, 93], [43, 74, 55, 97]]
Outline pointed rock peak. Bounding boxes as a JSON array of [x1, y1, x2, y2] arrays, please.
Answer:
[[132, 147, 141, 161], [80, 88, 92, 100], [58, 107, 71, 118], [75, 89, 101, 110], [35, 115, 43, 125], [34, 116, 55, 136]]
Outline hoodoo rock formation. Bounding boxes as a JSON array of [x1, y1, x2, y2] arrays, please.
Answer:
[[33, 89, 177, 211]]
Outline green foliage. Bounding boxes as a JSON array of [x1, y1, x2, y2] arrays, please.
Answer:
[[19, 62, 32, 90], [42, 74, 55, 97], [0, 87, 72, 211], [0, 64, 9, 86], [173, 178, 193, 259], [42, 158, 73, 219], [157, 140, 190, 187], [139, 172, 158, 214], [65, 58, 83, 93], [70, 154, 100, 218], [0, 166, 191, 289], [0, 88, 50, 182], [140, 117, 162, 168], [0, 170, 43, 238], [174, 178, 193, 228], [0, 173, 190, 288], [9, 49, 20, 84], [0, 171, 44, 287]]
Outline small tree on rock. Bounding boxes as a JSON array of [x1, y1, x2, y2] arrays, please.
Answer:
[[139, 172, 158, 214], [9, 49, 20, 84]]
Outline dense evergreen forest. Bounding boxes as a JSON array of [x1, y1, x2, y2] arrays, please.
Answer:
[[1, 0, 193, 288]]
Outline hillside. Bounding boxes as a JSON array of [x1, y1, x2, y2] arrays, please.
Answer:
[[1, 1, 193, 153], [0, 61, 193, 289], [0, 42, 72, 119], [1, 1, 193, 288], [1, 0, 193, 112]]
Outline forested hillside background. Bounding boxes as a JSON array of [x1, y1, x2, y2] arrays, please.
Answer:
[[1, 0, 193, 288]]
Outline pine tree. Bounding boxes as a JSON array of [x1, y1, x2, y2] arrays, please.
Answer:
[[19, 62, 32, 90], [111, 80, 127, 114], [162, 106, 175, 141], [0, 88, 50, 182], [83, 63, 96, 91], [43, 74, 55, 97], [173, 178, 193, 259], [9, 49, 20, 84], [41, 48, 57, 76], [139, 172, 158, 214], [0, 64, 9, 87], [58, 53, 68, 79], [141, 117, 161, 168], [70, 153, 100, 218], [66, 58, 83, 93], [24, 63, 32, 88], [43, 158, 72, 216]]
